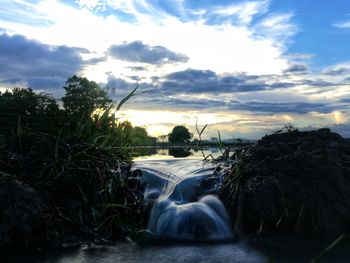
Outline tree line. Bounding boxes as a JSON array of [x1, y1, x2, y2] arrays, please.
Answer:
[[0, 75, 155, 146]]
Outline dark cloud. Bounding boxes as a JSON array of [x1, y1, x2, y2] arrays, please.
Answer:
[[300, 79, 334, 87], [127, 66, 147, 71], [118, 86, 334, 114], [27, 76, 67, 90], [339, 98, 350, 103], [105, 74, 134, 93], [116, 68, 341, 97], [329, 124, 350, 138], [283, 64, 307, 74], [96, 67, 346, 115], [86, 55, 107, 64], [228, 101, 333, 114], [0, 34, 89, 89], [104, 74, 160, 102], [161, 68, 298, 94], [108, 41, 188, 64], [153, 96, 333, 114], [322, 67, 350, 76], [167, 68, 216, 80]]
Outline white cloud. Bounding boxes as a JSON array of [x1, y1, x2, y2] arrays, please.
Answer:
[[3, 0, 349, 138], [0, 0, 297, 82], [213, 0, 270, 25], [333, 21, 350, 29], [253, 13, 297, 49]]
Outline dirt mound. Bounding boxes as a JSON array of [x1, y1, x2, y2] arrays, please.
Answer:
[[220, 128, 350, 235], [0, 133, 142, 251], [0, 172, 46, 249]]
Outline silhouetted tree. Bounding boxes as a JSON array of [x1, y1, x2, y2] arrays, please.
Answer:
[[62, 75, 111, 120], [168, 125, 192, 144], [131, 126, 156, 145], [0, 88, 61, 135]]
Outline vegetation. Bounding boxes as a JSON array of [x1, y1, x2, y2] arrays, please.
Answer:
[[219, 128, 350, 235], [0, 76, 146, 251], [0, 88, 62, 136], [62, 75, 111, 122], [121, 122, 156, 146], [168, 125, 192, 144]]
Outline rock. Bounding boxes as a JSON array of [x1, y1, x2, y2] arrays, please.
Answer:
[[220, 128, 350, 235]]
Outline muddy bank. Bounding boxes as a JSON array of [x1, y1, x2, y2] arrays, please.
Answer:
[[0, 134, 143, 251], [220, 128, 350, 235]]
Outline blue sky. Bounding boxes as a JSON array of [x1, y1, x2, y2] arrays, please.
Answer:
[[271, 0, 350, 68], [0, 0, 349, 138]]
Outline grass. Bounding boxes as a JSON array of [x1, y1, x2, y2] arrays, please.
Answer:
[[0, 80, 145, 250], [311, 234, 348, 263], [219, 126, 350, 237]]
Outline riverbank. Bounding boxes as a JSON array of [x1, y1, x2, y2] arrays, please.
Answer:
[[219, 128, 350, 236], [0, 131, 143, 251], [0, 83, 145, 251], [2, 155, 350, 262], [2, 125, 350, 256]]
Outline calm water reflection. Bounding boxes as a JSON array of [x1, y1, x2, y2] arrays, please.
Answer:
[[132, 147, 224, 160]]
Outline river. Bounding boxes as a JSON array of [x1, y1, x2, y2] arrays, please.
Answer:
[[4, 148, 349, 262]]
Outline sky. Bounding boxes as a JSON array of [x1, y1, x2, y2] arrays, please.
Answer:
[[0, 0, 350, 139]]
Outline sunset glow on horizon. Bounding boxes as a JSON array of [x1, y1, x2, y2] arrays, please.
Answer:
[[1, 0, 349, 139]]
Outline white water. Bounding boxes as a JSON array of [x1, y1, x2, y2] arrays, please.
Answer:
[[134, 159, 234, 241]]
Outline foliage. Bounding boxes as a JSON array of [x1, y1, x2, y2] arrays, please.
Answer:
[[0, 88, 62, 135], [0, 76, 145, 250], [168, 125, 192, 144], [111, 121, 156, 146], [62, 75, 111, 121], [131, 126, 156, 146]]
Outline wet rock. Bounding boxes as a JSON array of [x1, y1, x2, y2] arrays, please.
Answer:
[[220, 128, 350, 235]]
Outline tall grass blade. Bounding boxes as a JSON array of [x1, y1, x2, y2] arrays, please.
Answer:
[[17, 116, 22, 151], [117, 86, 139, 111], [217, 130, 224, 154], [311, 234, 346, 263], [54, 129, 62, 162], [199, 124, 208, 137]]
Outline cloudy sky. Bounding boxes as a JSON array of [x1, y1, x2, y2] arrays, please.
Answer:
[[1, 0, 350, 139]]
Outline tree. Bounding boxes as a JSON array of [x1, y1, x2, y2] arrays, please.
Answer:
[[0, 88, 61, 135], [62, 75, 111, 120], [168, 125, 192, 144], [131, 126, 156, 145]]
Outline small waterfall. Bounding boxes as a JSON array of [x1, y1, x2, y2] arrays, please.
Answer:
[[134, 159, 234, 241]]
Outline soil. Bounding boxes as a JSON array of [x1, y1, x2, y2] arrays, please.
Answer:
[[0, 172, 47, 250], [0, 134, 140, 251], [220, 128, 350, 235]]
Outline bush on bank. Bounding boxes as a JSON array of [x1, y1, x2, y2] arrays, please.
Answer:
[[0, 76, 144, 251]]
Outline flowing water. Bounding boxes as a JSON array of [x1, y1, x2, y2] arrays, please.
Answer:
[[5, 148, 350, 262], [135, 158, 233, 241]]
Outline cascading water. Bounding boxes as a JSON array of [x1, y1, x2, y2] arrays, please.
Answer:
[[133, 159, 234, 241], [8, 155, 343, 263]]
